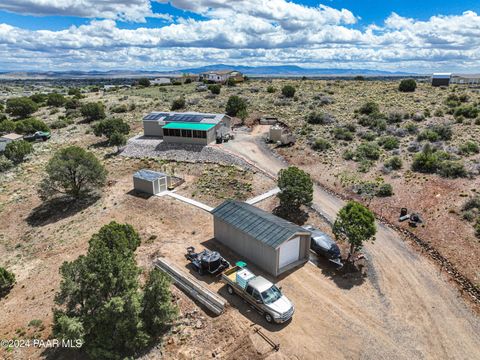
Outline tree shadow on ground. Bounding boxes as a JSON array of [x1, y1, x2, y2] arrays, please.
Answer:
[[318, 257, 367, 290], [272, 206, 309, 225], [26, 195, 100, 227]]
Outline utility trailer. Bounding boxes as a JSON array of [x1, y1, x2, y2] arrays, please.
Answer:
[[221, 265, 294, 324]]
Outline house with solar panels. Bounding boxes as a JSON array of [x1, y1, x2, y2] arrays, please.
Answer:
[[211, 200, 311, 277], [142, 111, 231, 145]]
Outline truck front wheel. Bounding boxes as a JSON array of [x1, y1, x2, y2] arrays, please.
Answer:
[[227, 285, 234, 295], [264, 313, 273, 323]]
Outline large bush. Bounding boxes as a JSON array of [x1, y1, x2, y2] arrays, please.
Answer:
[[384, 156, 403, 170], [5, 140, 33, 163], [208, 84, 221, 95], [170, 97, 185, 111], [80, 102, 106, 122], [378, 136, 399, 150], [138, 78, 151, 87], [281, 85, 296, 98], [29, 93, 48, 104], [0, 267, 15, 296], [47, 93, 66, 107], [332, 127, 354, 141], [358, 101, 379, 115], [355, 142, 381, 160], [454, 105, 479, 119], [411, 144, 450, 174], [6, 97, 38, 118], [306, 112, 333, 125], [40, 146, 107, 200], [93, 118, 130, 146], [225, 96, 247, 117], [437, 160, 467, 178], [0, 119, 16, 133], [14, 118, 49, 134], [398, 79, 417, 92], [311, 138, 331, 152]]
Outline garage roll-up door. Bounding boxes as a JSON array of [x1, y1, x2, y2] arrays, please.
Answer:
[[279, 237, 300, 268]]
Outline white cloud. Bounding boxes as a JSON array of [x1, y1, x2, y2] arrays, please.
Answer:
[[0, 1, 479, 72]]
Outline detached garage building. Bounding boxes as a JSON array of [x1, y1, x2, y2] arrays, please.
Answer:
[[133, 169, 169, 195], [212, 200, 311, 277]]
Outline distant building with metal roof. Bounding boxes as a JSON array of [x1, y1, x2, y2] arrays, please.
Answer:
[[133, 169, 169, 195], [142, 111, 231, 145], [0, 133, 24, 142], [211, 200, 311, 276], [432, 73, 452, 87]]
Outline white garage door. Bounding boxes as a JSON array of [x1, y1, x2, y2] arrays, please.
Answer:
[[279, 237, 300, 269]]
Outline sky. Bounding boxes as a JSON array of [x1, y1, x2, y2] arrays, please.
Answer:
[[0, 0, 479, 73]]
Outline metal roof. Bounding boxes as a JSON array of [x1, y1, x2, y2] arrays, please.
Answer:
[[143, 111, 226, 124], [0, 133, 23, 141], [211, 200, 310, 249], [163, 122, 215, 131], [133, 169, 167, 182], [432, 73, 452, 78]]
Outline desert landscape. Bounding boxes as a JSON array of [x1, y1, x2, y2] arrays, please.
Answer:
[[1, 76, 479, 359]]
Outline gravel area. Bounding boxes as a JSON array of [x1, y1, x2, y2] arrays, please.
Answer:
[[121, 135, 257, 171]]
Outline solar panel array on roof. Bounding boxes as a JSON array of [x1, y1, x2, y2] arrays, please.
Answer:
[[143, 113, 167, 121], [133, 169, 166, 182], [143, 112, 223, 123], [211, 200, 309, 248]]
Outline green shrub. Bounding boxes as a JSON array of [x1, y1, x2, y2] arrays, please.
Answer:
[[92, 118, 130, 145], [138, 78, 151, 87], [6, 97, 38, 118], [404, 122, 418, 134], [355, 142, 380, 160], [462, 197, 480, 211], [47, 93, 66, 107], [437, 160, 467, 178], [208, 84, 221, 95], [454, 105, 478, 119], [50, 118, 73, 129], [434, 109, 444, 117], [412, 112, 425, 122], [29, 93, 48, 104], [266, 85, 276, 93], [0, 119, 16, 133], [0, 267, 15, 295], [417, 124, 452, 142], [306, 112, 333, 125], [475, 218, 480, 238], [387, 111, 404, 123], [398, 79, 417, 92], [5, 140, 33, 163], [226, 77, 236, 86], [225, 96, 247, 117], [411, 144, 449, 173], [360, 131, 377, 141], [378, 136, 399, 150], [281, 85, 296, 98], [332, 127, 354, 141], [459, 141, 479, 155], [0, 155, 14, 172], [65, 98, 80, 109], [80, 102, 105, 122], [170, 97, 185, 111], [14, 118, 49, 134], [184, 78, 192, 84], [110, 104, 128, 113], [376, 183, 393, 197], [417, 129, 440, 142], [311, 138, 331, 152], [358, 101, 379, 115], [384, 156, 403, 170]]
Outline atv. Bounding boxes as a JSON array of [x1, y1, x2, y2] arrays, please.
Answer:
[[185, 246, 230, 275]]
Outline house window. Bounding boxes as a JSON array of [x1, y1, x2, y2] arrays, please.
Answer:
[[181, 129, 192, 137], [193, 130, 207, 139], [163, 128, 170, 136]]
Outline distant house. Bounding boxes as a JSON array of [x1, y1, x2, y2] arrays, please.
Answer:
[[142, 111, 231, 145], [450, 74, 480, 86], [432, 73, 451, 87], [200, 70, 244, 83], [151, 78, 172, 85]]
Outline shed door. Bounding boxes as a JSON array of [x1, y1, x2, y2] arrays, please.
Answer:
[[279, 237, 300, 269]]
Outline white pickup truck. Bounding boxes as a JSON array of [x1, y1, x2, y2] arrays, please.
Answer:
[[221, 266, 294, 324]]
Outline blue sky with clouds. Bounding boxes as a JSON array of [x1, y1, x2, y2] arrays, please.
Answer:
[[0, 0, 479, 72]]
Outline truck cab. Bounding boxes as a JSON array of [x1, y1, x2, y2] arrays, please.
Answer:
[[222, 266, 294, 324]]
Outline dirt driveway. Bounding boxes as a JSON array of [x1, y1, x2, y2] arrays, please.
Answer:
[[221, 126, 480, 359]]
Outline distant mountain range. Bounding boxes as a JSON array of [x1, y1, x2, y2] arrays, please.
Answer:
[[0, 64, 419, 79]]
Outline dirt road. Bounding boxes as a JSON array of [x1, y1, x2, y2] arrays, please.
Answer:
[[221, 127, 480, 359]]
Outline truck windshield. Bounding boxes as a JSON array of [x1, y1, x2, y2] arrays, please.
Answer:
[[261, 285, 282, 304]]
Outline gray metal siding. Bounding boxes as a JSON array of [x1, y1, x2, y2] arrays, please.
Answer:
[[133, 177, 155, 194], [143, 121, 164, 137], [214, 217, 277, 275], [163, 135, 209, 145]]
